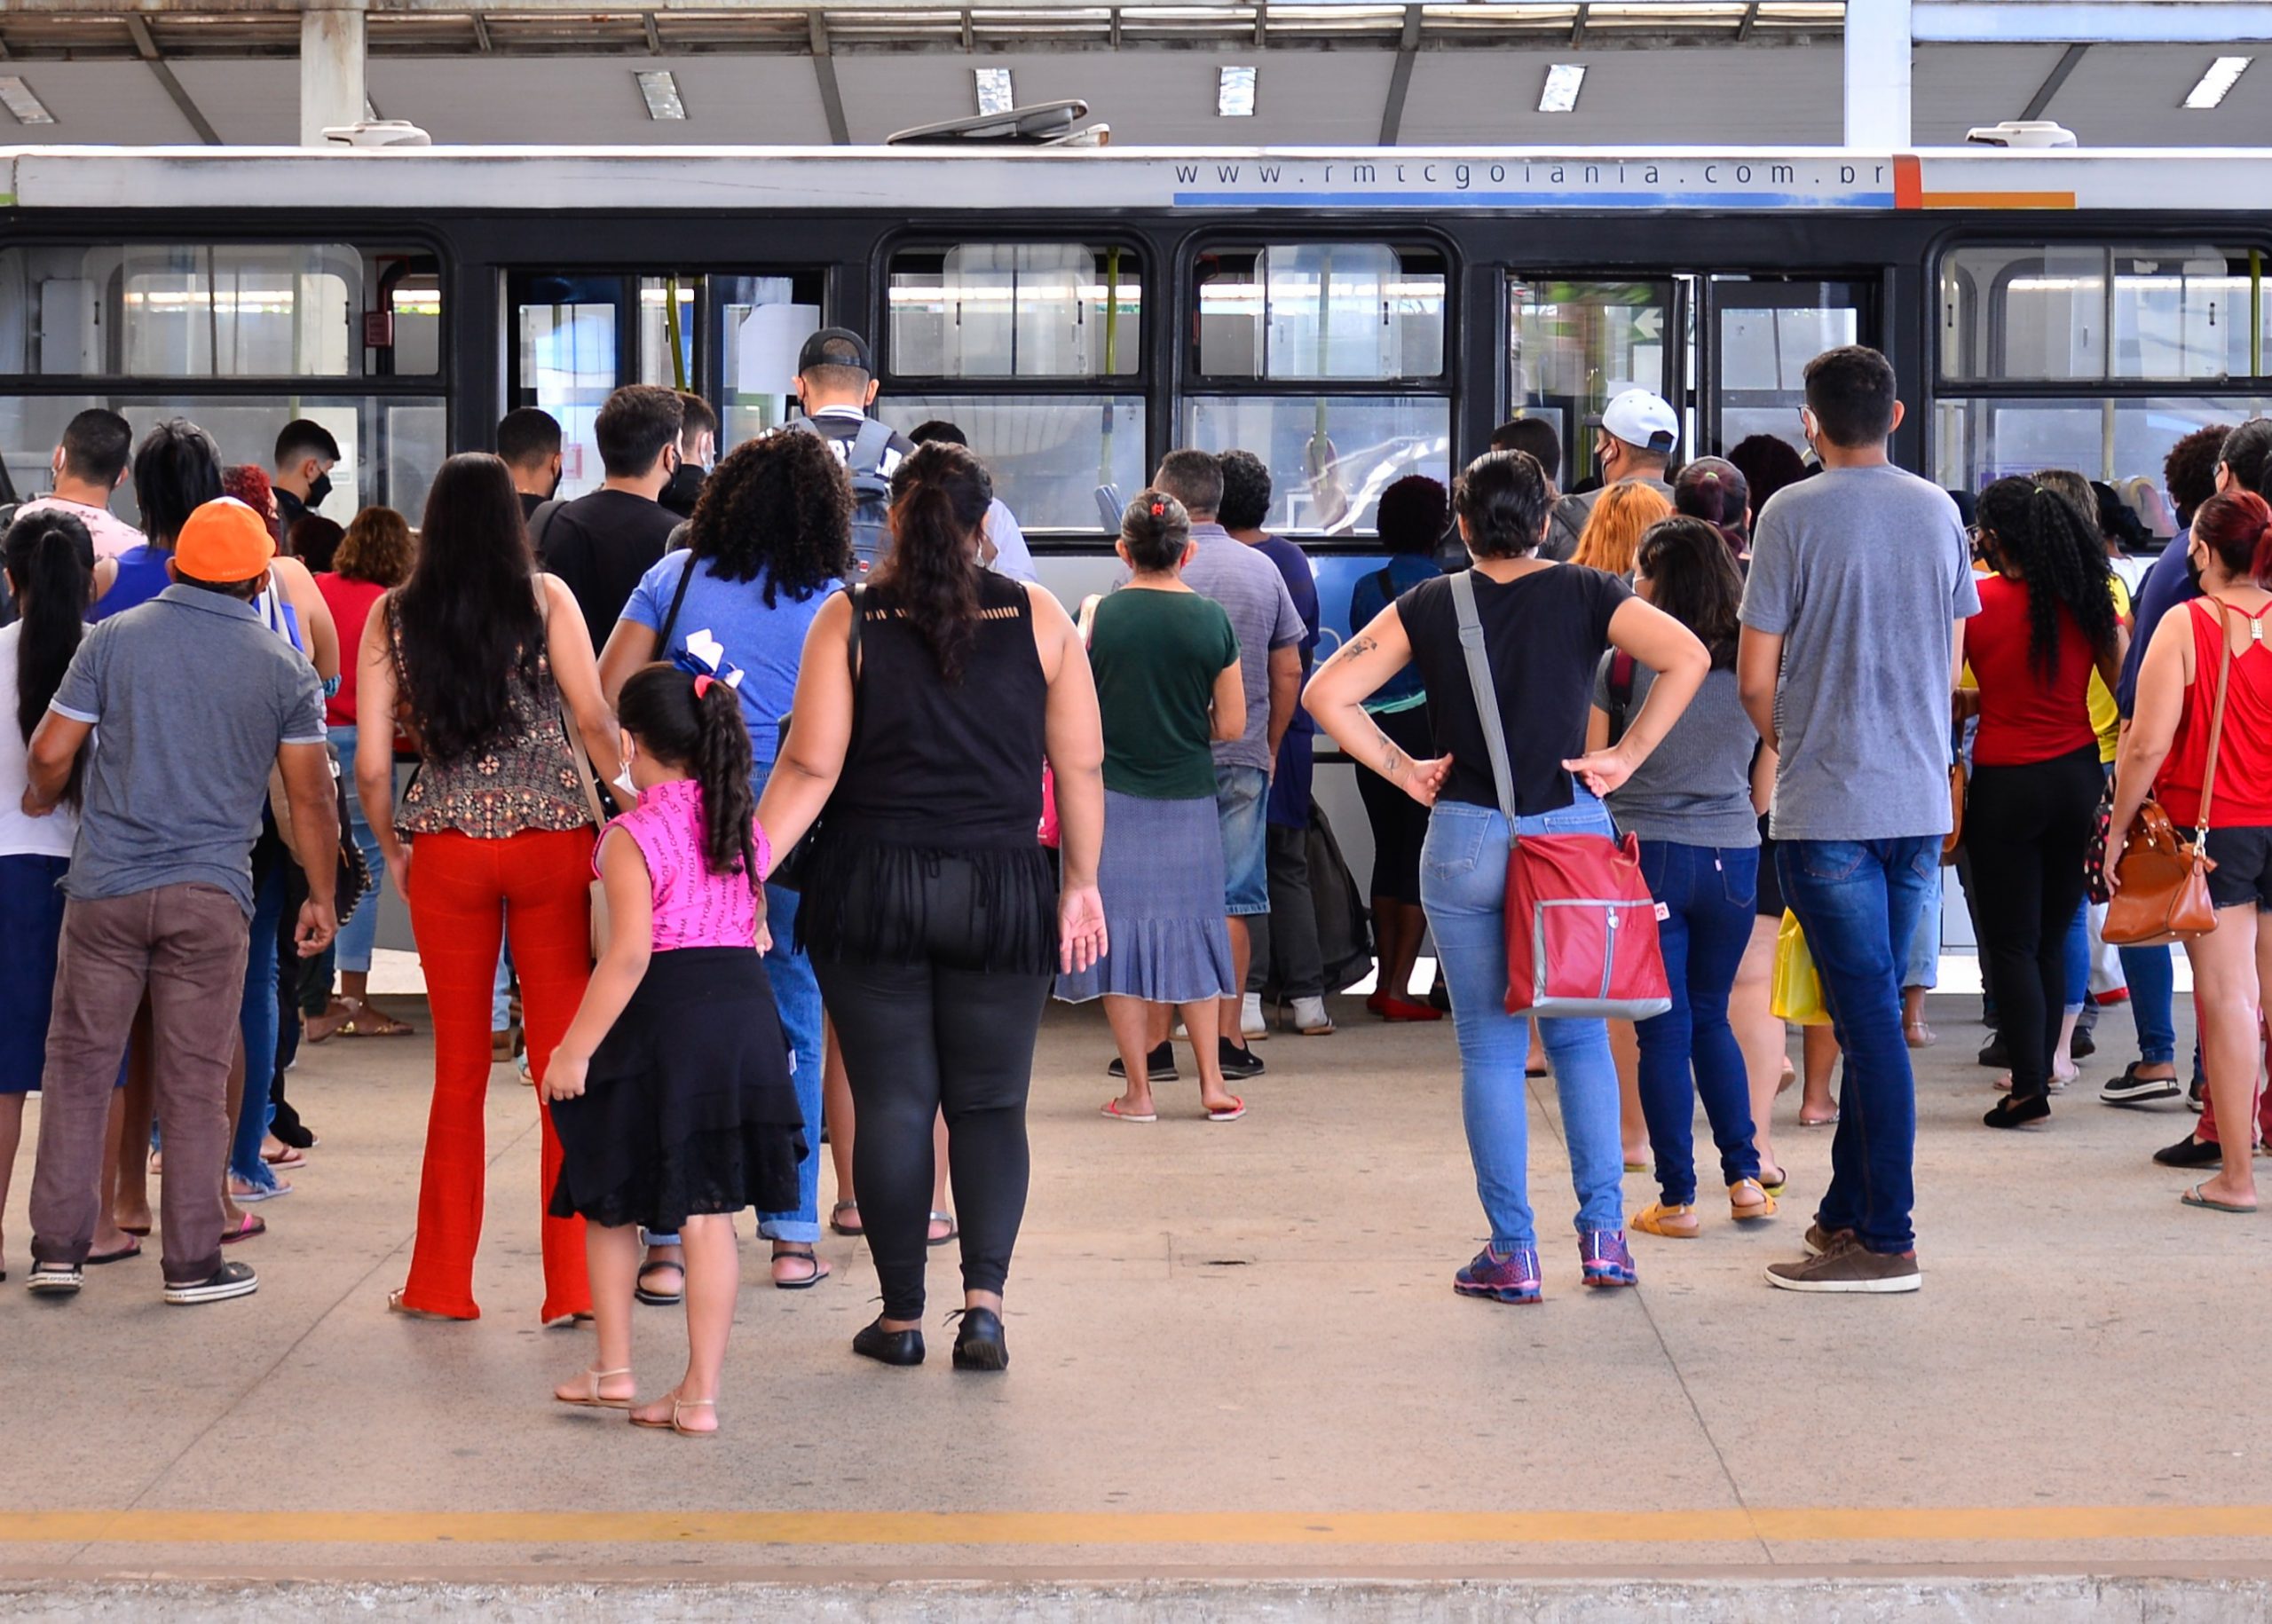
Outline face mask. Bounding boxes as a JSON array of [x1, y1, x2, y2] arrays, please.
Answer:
[[305, 472, 333, 511], [2187, 544, 2206, 595], [660, 460, 706, 516]]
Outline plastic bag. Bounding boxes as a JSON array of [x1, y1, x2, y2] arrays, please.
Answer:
[[1770, 909, 1833, 1027]]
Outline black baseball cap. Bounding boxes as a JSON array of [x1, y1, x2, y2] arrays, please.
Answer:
[[797, 327, 873, 375]]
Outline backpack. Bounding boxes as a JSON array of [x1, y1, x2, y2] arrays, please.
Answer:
[[797, 416, 896, 573]]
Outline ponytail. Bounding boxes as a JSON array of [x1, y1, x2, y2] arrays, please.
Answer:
[[1976, 476, 2119, 680], [614, 663, 758, 887], [4, 508, 98, 753], [2196, 490, 2272, 587], [874, 441, 990, 683]]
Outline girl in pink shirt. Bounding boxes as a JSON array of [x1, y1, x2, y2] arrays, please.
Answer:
[[542, 664, 806, 1436]]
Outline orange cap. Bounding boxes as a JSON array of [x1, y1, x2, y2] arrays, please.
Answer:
[[174, 497, 276, 584]]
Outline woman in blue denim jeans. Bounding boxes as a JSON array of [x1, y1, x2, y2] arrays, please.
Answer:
[[1306, 449, 1708, 1304], [1586, 516, 1776, 1238]]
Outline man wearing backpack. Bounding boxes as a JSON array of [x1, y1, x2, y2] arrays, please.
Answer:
[[792, 328, 915, 572]]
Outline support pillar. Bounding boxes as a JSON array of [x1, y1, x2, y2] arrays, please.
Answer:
[[1842, 0, 1912, 150], [301, 0, 367, 147]]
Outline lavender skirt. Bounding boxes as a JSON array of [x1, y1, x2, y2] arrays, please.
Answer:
[[1055, 790, 1236, 1005]]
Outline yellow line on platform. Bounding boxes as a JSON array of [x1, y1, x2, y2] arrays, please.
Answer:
[[4, 1507, 2272, 1548]]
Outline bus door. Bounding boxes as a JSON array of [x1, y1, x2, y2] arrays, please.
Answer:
[[1701, 276, 1874, 463]]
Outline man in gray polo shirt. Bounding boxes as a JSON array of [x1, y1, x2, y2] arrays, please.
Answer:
[[22, 496, 338, 1306]]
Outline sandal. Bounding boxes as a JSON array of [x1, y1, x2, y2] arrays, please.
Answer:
[[1728, 1178, 1778, 1222], [384, 1286, 465, 1320], [630, 1393, 715, 1438], [1100, 1100, 1156, 1123], [634, 1260, 684, 1306], [219, 1213, 266, 1244], [772, 1246, 832, 1289], [1204, 1098, 1248, 1123], [85, 1239, 142, 1265], [1904, 1020, 1937, 1049], [333, 997, 414, 1037], [262, 1145, 307, 1171], [1757, 1163, 1788, 1198], [556, 1368, 634, 1410], [2181, 1183, 2257, 1214], [1630, 1202, 1700, 1238], [829, 1201, 864, 1237], [926, 1211, 959, 1245]]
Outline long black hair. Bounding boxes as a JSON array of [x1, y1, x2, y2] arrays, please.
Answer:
[[682, 430, 855, 604], [130, 419, 224, 549], [393, 452, 544, 764], [615, 663, 758, 885], [5, 507, 96, 745], [1976, 476, 2120, 680], [876, 441, 993, 683], [1635, 516, 1744, 670]]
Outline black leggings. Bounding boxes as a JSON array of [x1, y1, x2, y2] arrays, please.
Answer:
[[1355, 703, 1432, 905], [1965, 744, 2102, 1100], [816, 948, 1051, 1322]]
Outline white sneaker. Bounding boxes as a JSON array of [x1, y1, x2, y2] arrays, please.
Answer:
[[1290, 996, 1334, 1036], [1241, 992, 1269, 1040]]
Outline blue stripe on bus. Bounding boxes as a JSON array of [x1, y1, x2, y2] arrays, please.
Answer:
[[1172, 191, 1897, 209]]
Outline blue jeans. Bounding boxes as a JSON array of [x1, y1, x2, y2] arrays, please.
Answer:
[[230, 855, 287, 1188], [649, 760, 826, 1250], [1634, 841, 1762, 1206], [1903, 864, 1941, 990], [2119, 942, 2177, 1067], [1215, 764, 1271, 917], [327, 723, 390, 975], [2063, 900, 2088, 1015], [1421, 793, 1624, 1250], [1775, 837, 1937, 1256]]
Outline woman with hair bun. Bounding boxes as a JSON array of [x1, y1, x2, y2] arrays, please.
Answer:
[[543, 663, 806, 1434], [758, 440, 1106, 1373], [1968, 477, 2126, 1130], [2112, 489, 2272, 1210], [1058, 490, 1249, 1123]]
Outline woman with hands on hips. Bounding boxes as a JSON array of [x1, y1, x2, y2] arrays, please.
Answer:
[[1304, 447, 1707, 1305]]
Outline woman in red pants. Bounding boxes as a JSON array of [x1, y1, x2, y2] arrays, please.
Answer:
[[355, 453, 621, 1322]]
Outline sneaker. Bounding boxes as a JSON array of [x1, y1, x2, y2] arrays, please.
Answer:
[[2154, 1132, 2223, 1168], [2102, 1065, 2183, 1107], [1765, 1246, 1920, 1294], [1579, 1229, 1637, 1288], [1802, 1222, 1857, 1257], [1977, 1034, 2008, 1068], [1106, 1042, 1178, 1084], [1454, 1243, 1542, 1305], [164, 1260, 258, 1305], [1218, 1037, 1266, 1081], [2189, 1075, 2207, 1113], [26, 1263, 83, 1297], [1240, 991, 1269, 1041], [2071, 1028, 2097, 1060], [1288, 996, 1335, 1036]]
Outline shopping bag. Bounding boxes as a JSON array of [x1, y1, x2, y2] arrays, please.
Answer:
[[1770, 909, 1832, 1026]]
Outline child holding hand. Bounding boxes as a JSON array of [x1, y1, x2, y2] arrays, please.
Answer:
[[545, 665, 807, 1436]]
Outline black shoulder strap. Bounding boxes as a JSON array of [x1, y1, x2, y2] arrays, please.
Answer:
[[528, 498, 565, 558], [654, 551, 699, 657]]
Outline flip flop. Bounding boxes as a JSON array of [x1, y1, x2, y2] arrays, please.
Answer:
[[1758, 1164, 1788, 1197], [85, 1239, 142, 1265], [828, 1201, 864, 1237], [117, 1223, 152, 1238], [220, 1213, 266, 1243], [634, 1260, 684, 1306], [1100, 1100, 1156, 1123], [1799, 1113, 1840, 1129], [1206, 1096, 1248, 1123], [2181, 1183, 2258, 1214], [263, 1146, 307, 1171], [771, 1248, 832, 1290]]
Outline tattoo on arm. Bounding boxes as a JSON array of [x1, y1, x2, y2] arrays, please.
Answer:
[[1337, 634, 1379, 665], [1374, 725, 1408, 782]]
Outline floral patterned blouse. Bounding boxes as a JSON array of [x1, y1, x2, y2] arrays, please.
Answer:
[[388, 594, 594, 840]]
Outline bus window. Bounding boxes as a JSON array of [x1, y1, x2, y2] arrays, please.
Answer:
[[1196, 244, 1444, 382]]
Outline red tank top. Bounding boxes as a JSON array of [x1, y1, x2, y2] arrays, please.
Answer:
[[2155, 596, 2272, 828]]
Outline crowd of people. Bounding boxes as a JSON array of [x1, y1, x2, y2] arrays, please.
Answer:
[[4, 326, 2268, 1423]]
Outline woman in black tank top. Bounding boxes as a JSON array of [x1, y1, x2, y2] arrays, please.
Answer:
[[758, 442, 1106, 1372]]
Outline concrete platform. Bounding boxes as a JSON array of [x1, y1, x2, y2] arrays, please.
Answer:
[[4, 989, 2271, 1620]]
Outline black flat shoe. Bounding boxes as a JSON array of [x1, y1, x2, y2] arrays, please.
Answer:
[[2154, 1131, 2223, 1168], [852, 1317, 925, 1368], [1977, 1034, 2008, 1068], [950, 1306, 1009, 1372], [1984, 1093, 2050, 1130], [1218, 1037, 1266, 1081]]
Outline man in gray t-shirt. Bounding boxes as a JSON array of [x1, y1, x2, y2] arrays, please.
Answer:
[[1734, 346, 1977, 1297], [23, 497, 336, 1304]]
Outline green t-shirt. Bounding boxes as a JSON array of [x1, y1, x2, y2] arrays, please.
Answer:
[[1091, 587, 1240, 800]]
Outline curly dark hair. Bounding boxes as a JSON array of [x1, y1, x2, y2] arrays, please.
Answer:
[[393, 453, 544, 765], [616, 663, 757, 885], [1976, 476, 2120, 682], [877, 441, 992, 683], [682, 430, 854, 605], [2165, 423, 2232, 527]]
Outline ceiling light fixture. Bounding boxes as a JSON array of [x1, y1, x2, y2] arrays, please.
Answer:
[[635, 69, 687, 122], [974, 67, 1014, 116], [2184, 55, 2252, 109], [0, 75, 57, 126], [1219, 65, 1257, 118], [1539, 63, 1586, 114]]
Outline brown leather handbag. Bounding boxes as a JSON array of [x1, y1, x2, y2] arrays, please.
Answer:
[[1942, 761, 1966, 865], [2103, 599, 2233, 947]]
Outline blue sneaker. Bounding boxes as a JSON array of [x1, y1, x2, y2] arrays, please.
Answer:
[[1454, 1243, 1542, 1305], [1579, 1229, 1637, 1289]]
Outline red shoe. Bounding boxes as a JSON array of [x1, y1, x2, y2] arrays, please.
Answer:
[[1378, 996, 1443, 1023], [1366, 990, 1389, 1016]]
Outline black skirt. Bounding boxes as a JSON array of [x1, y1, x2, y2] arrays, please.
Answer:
[[548, 947, 808, 1233]]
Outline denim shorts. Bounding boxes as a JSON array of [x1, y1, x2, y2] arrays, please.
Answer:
[[1216, 764, 1271, 917]]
